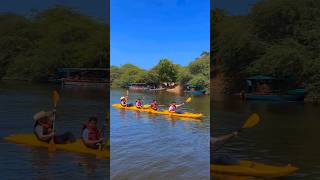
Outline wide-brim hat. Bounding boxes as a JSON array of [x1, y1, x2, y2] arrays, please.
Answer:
[[33, 111, 53, 121]]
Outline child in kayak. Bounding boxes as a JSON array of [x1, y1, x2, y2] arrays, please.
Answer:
[[168, 101, 184, 113], [81, 117, 104, 150], [135, 98, 143, 109], [120, 96, 128, 107], [150, 100, 159, 111], [33, 111, 76, 144], [211, 131, 240, 165], [120, 96, 133, 107]]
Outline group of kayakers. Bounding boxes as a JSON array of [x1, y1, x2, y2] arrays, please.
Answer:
[[33, 110, 105, 150], [120, 96, 184, 113]]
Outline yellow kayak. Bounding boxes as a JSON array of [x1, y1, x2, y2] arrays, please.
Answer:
[[112, 104, 203, 119], [4, 134, 109, 159], [211, 160, 298, 178]]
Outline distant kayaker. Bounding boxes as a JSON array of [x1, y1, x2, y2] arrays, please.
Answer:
[[33, 111, 76, 144], [168, 101, 184, 113], [81, 117, 104, 150], [135, 98, 143, 109], [150, 100, 159, 111], [211, 131, 240, 165]]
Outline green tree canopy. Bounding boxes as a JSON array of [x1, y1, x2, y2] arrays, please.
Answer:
[[152, 59, 179, 82], [0, 6, 108, 81]]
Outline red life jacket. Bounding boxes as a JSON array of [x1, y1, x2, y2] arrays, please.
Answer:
[[151, 102, 158, 110], [136, 101, 142, 107], [82, 124, 100, 141], [33, 121, 53, 142]]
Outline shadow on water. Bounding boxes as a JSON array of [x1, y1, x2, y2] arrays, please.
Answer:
[[111, 89, 210, 180], [212, 95, 320, 179], [0, 81, 108, 179]]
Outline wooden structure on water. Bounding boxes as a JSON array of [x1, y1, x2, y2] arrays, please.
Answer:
[[50, 68, 109, 87]]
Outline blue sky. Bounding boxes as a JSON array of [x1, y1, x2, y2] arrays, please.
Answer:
[[212, 0, 259, 15], [0, 0, 108, 23], [110, 0, 210, 69]]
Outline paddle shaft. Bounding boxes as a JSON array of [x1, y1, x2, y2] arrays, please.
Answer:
[[51, 106, 57, 142], [212, 131, 238, 152]]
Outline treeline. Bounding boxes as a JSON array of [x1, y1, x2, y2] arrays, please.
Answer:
[[111, 52, 209, 88], [0, 6, 108, 81], [212, 0, 320, 101]]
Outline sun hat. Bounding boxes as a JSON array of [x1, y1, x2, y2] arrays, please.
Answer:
[[33, 111, 53, 121]]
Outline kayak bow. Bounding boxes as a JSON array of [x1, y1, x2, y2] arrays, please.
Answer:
[[5, 134, 109, 159], [211, 160, 298, 178]]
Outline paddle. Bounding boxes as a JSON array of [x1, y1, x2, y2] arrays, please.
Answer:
[[48, 90, 60, 152], [238, 113, 260, 132], [185, 97, 192, 103], [213, 113, 260, 151]]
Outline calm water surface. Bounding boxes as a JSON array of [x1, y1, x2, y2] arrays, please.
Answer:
[[111, 89, 210, 180], [212, 96, 320, 179], [0, 81, 108, 179]]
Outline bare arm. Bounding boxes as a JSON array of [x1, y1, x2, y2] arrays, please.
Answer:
[[176, 103, 185, 107], [211, 132, 238, 151]]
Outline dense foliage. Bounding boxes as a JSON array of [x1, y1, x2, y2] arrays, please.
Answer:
[[212, 0, 320, 101], [111, 52, 209, 88], [0, 6, 108, 81]]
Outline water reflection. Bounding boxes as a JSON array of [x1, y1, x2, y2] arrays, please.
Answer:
[[212, 96, 320, 179]]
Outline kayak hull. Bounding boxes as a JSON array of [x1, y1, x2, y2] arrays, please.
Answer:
[[112, 104, 203, 119], [211, 160, 298, 178], [5, 134, 109, 159]]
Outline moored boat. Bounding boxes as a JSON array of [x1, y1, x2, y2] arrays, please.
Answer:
[[242, 75, 305, 102], [245, 92, 305, 101], [50, 68, 108, 87]]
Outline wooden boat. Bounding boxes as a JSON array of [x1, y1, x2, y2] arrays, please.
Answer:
[[128, 83, 149, 90], [184, 85, 206, 95], [51, 68, 108, 87], [148, 87, 166, 91], [243, 76, 305, 102], [245, 93, 305, 101], [62, 78, 108, 87]]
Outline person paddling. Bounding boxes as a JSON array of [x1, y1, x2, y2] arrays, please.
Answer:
[[168, 101, 184, 113], [120, 96, 128, 107], [211, 132, 240, 165], [81, 117, 104, 150], [211, 114, 261, 165], [135, 98, 143, 109], [150, 100, 159, 111], [33, 111, 75, 144]]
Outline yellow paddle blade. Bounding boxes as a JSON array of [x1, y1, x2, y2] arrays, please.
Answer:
[[53, 90, 60, 107], [143, 105, 151, 109], [186, 97, 192, 103], [48, 139, 56, 152], [242, 113, 260, 129]]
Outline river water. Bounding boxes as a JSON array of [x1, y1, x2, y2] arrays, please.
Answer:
[[212, 96, 320, 179], [0, 81, 108, 179], [110, 89, 210, 180]]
